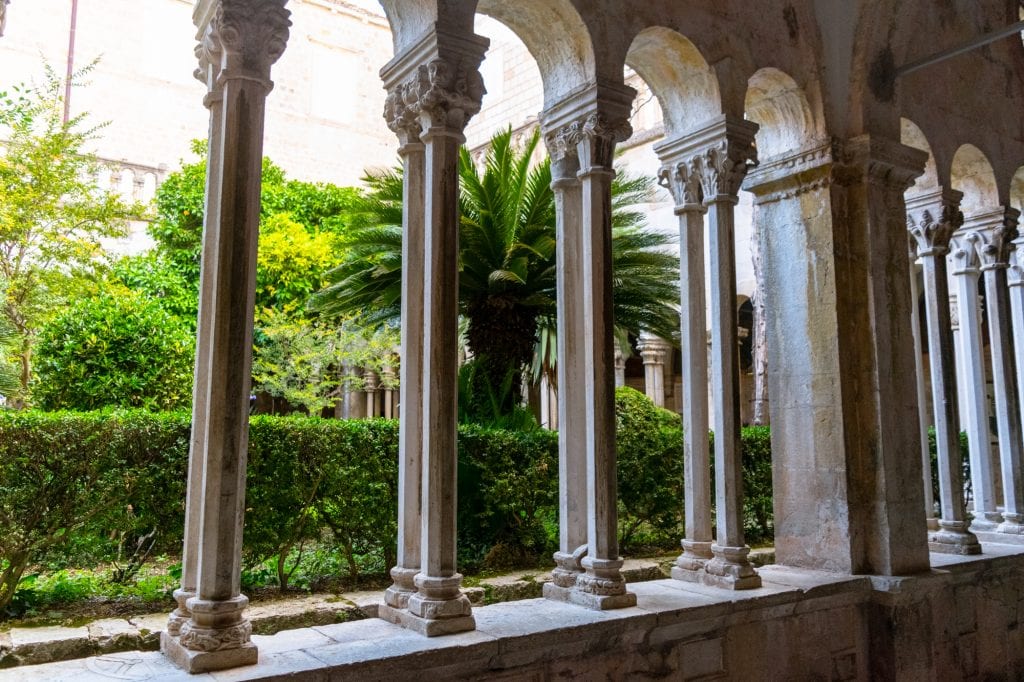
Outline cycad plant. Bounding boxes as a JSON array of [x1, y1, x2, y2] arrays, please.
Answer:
[[311, 127, 679, 416]]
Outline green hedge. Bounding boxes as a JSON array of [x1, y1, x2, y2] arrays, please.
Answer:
[[0, 388, 777, 612]]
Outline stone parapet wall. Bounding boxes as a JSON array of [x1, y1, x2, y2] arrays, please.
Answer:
[[15, 547, 1024, 680]]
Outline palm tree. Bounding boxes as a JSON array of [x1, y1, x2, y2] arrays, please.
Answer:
[[311, 127, 679, 412]]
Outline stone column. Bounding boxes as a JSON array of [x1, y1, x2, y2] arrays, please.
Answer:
[[541, 126, 588, 599], [378, 30, 487, 636], [637, 333, 670, 408], [541, 84, 637, 609], [614, 345, 626, 387], [162, 1, 290, 673], [974, 209, 1024, 535], [949, 231, 1000, 529], [655, 140, 712, 578], [906, 245, 937, 529], [379, 84, 426, 617], [364, 370, 379, 418], [697, 118, 761, 589], [906, 191, 979, 554], [1008, 240, 1024, 528], [381, 365, 396, 419]]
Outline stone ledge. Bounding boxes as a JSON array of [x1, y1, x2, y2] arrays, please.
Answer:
[[17, 549, 1024, 681], [0, 559, 668, 670]]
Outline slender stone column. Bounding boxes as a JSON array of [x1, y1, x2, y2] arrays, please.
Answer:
[[378, 30, 487, 636], [907, 191, 980, 554], [950, 231, 1001, 529], [655, 142, 712, 578], [906, 244, 937, 530], [541, 130, 588, 600], [614, 345, 626, 387], [1008, 240, 1024, 528], [637, 334, 670, 407], [364, 370, 379, 418], [974, 209, 1024, 534], [162, 1, 290, 673], [381, 365, 396, 419], [379, 87, 425, 615], [697, 119, 761, 589]]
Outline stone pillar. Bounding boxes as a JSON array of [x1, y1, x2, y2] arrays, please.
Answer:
[[613, 345, 626, 387], [906, 246, 937, 529], [655, 140, 712, 578], [364, 370, 379, 418], [541, 125, 588, 600], [381, 365, 396, 419], [637, 333, 670, 408], [906, 191, 980, 554], [1008, 240, 1024, 529], [380, 82, 426, 617], [541, 84, 637, 609], [828, 135, 931, 575], [697, 118, 761, 589], [949, 231, 1001, 529], [162, 1, 290, 673], [377, 29, 487, 636], [974, 209, 1024, 534]]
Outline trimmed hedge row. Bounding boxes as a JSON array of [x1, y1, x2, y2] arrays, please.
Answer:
[[0, 388, 775, 612]]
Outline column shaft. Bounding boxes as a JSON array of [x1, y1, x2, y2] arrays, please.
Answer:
[[907, 259, 936, 527]]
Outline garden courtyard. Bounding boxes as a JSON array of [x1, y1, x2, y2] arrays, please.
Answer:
[[4, 0, 1024, 680]]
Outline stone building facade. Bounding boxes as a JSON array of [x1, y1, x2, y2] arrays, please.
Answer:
[[8, 0, 1024, 679]]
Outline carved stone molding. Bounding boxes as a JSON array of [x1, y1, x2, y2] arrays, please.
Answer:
[[179, 620, 252, 653], [698, 137, 758, 201], [195, 0, 291, 94], [906, 189, 964, 258], [833, 135, 927, 191], [742, 140, 833, 204], [653, 116, 758, 205]]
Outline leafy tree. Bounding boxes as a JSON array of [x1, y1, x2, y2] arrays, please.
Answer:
[[0, 65, 139, 404], [256, 213, 344, 314], [311, 128, 680, 411], [32, 291, 194, 411], [150, 140, 361, 296]]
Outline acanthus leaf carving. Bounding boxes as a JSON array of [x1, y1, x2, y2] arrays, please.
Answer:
[[697, 137, 758, 201], [408, 56, 485, 132], [906, 201, 962, 257]]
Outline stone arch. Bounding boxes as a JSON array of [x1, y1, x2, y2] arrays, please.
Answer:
[[900, 118, 940, 194], [1012, 166, 1024, 214], [377, 0, 475, 54], [624, 27, 721, 136], [743, 67, 818, 160], [951, 144, 1000, 216], [475, 0, 595, 108]]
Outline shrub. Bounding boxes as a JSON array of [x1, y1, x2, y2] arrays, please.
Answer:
[[32, 293, 194, 411]]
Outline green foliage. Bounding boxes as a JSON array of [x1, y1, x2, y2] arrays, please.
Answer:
[[311, 128, 680, 412], [110, 252, 199, 324], [0, 64, 140, 403], [32, 293, 194, 411], [256, 213, 344, 314], [150, 140, 360, 296], [739, 426, 774, 544], [614, 387, 685, 548]]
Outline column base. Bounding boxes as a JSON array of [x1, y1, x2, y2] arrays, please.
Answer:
[[928, 521, 982, 554], [702, 544, 762, 590], [970, 511, 1003, 532], [161, 631, 257, 674], [568, 556, 637, 610], [384, 566, 418, 609], [380, 602, 476, 637], [996, 513, 1024, 535], [926, 517, 940, 532], [672, 539, 713, 582]]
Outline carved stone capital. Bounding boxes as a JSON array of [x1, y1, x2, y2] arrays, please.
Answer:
[[697, 137, 758, 202], [963, 207, 1020, 270], [548, 112, 632, 170], [833, 135, 927, 191], [407, 56, 485, 132], [950, 231, 984, 275], [906, 189, 964, 258], [384, 84, 422, 146], [195, 0, 291, 95], [658, 156, 704, 210]]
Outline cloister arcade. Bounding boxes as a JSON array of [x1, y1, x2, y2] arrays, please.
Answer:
[[18, 0, 1024, 678]]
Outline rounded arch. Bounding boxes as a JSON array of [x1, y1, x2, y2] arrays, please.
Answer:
[[951, 144, 999, 217], [624, 27, 722, 136], [900, 118, 940, 193], [475, 0, 595, 107], [378, 1, 473, 54], [743, 67, 817, 160], [1011, 166, 1024, 215]]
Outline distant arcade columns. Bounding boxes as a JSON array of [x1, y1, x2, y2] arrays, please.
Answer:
[[163, 0, 291, 674], [637, 333, 671, 408], [376, 27, 487, 636], [906, 189, 980, 554], [971, 208, 1024, 535]]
